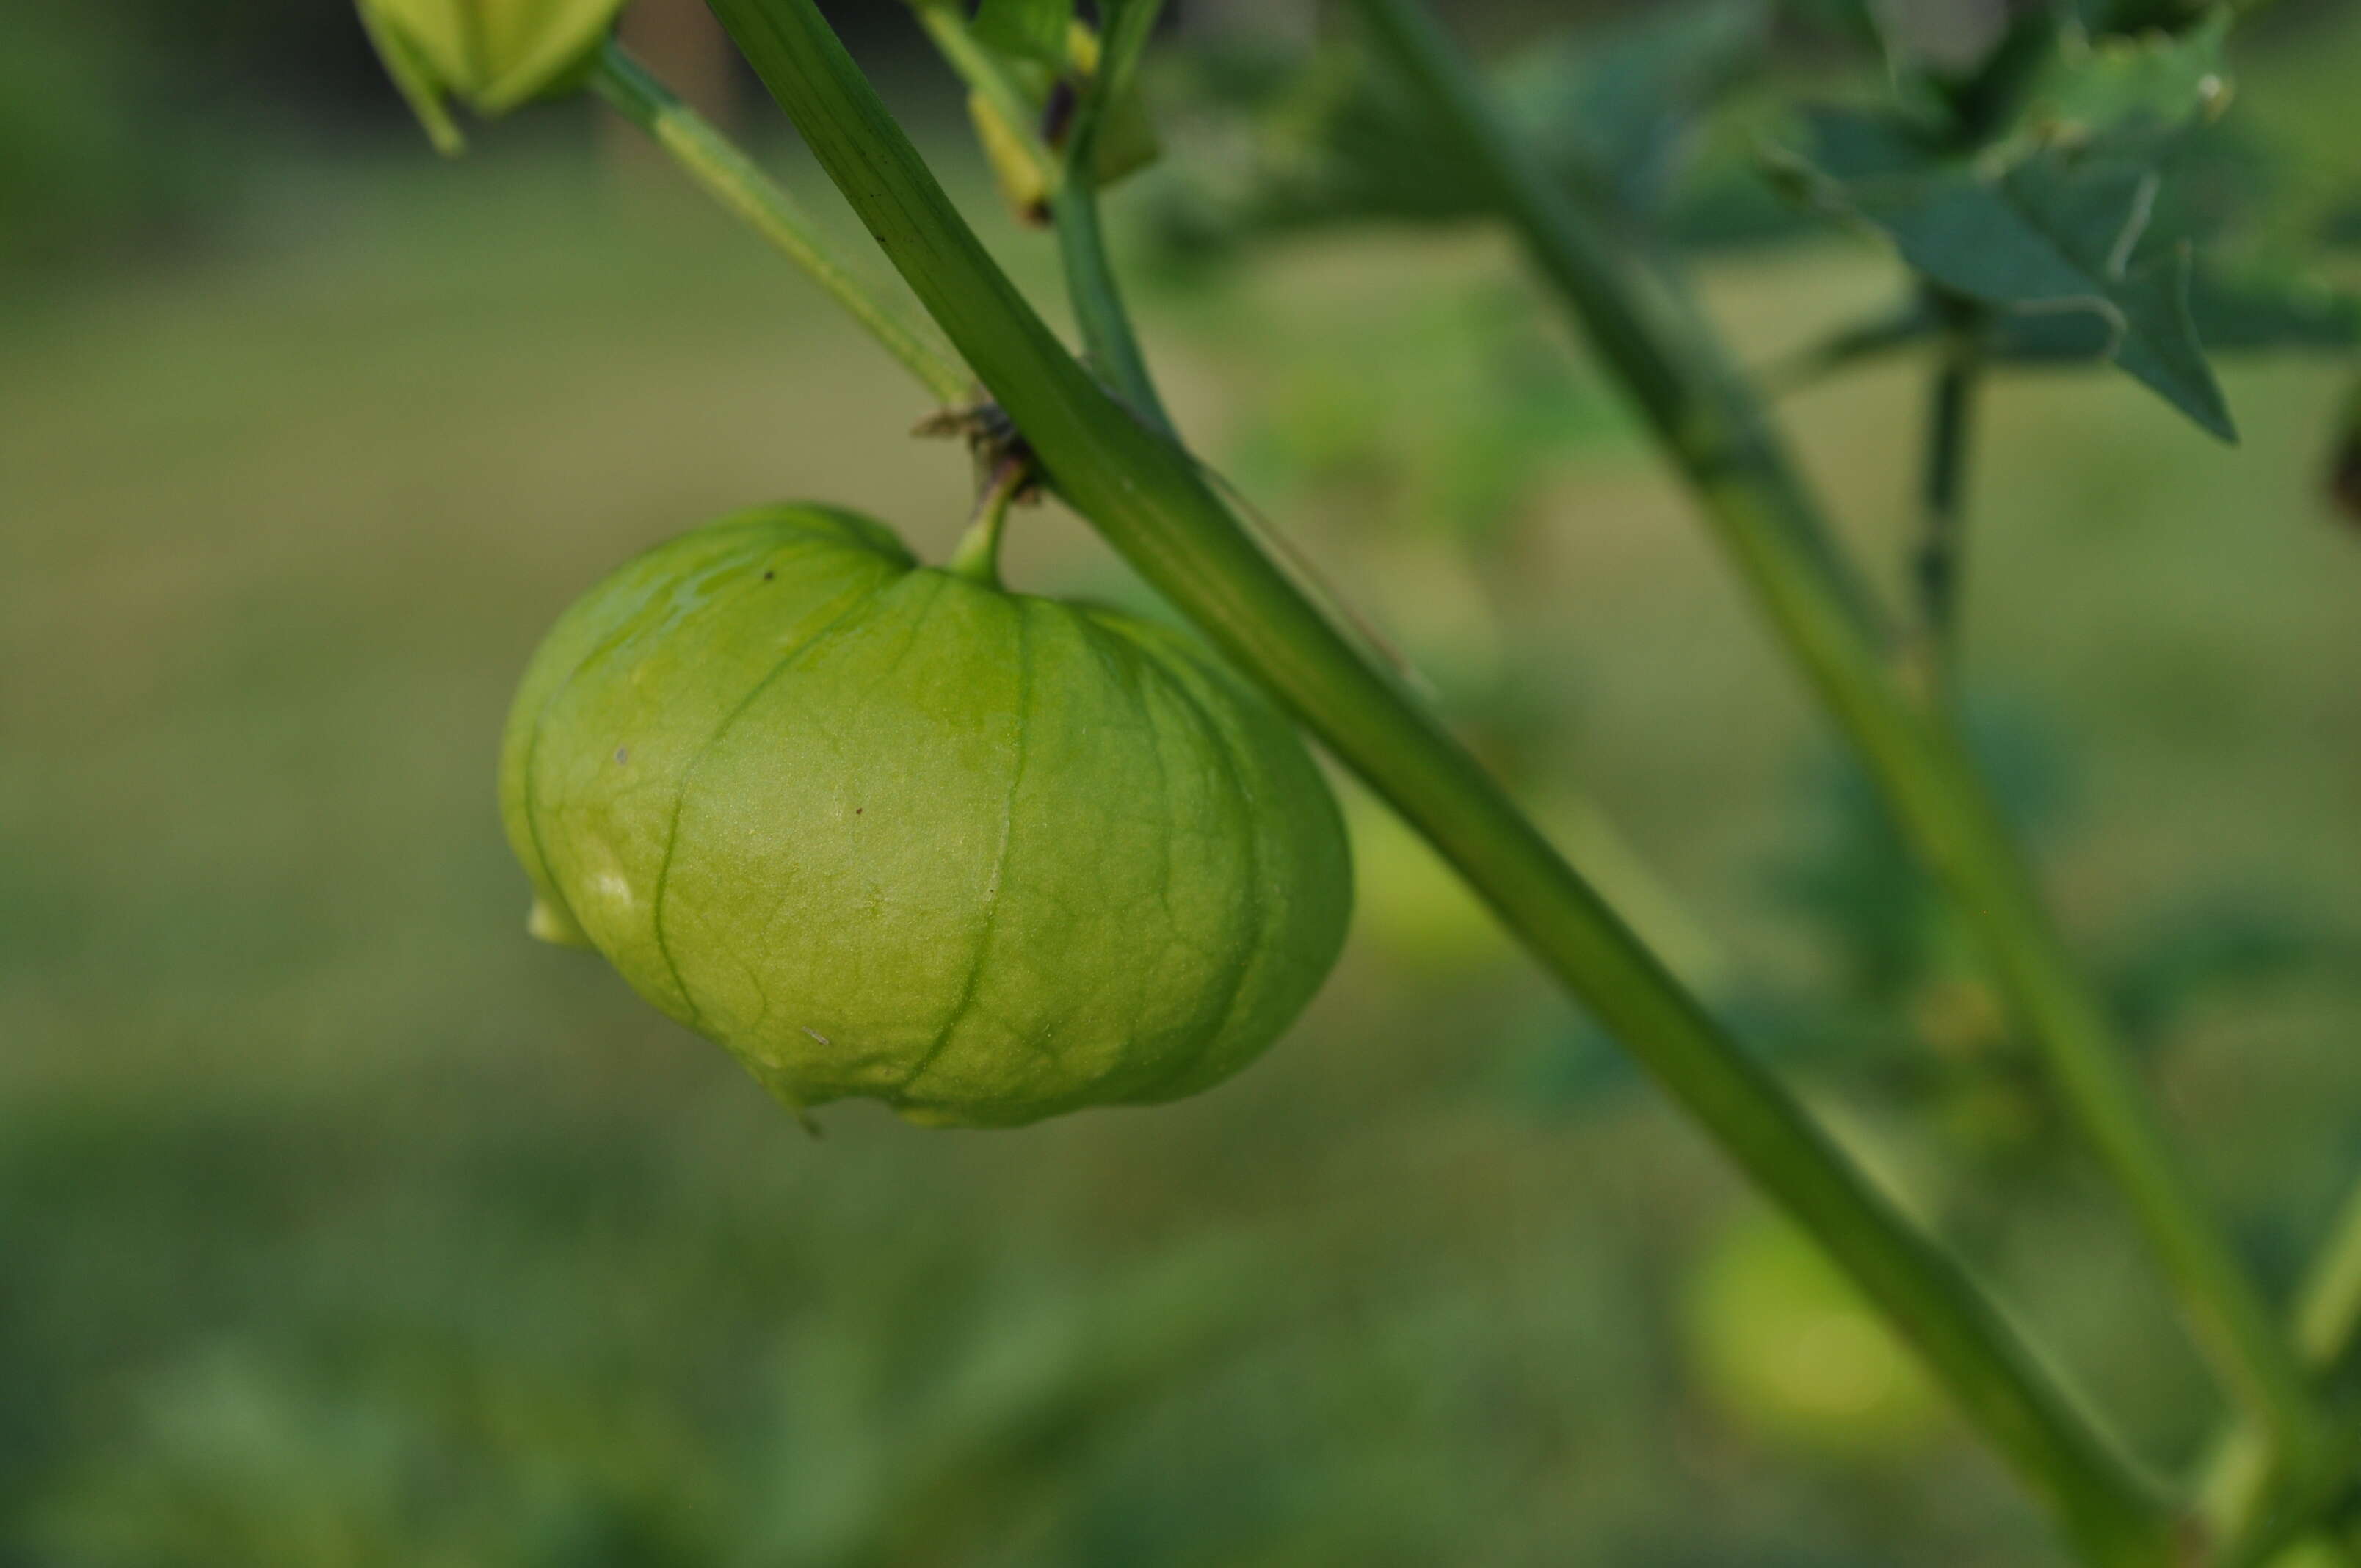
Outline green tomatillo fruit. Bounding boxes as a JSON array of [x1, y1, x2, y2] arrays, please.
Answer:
[[357, 0, 631, 154], [500, 504, 1353, 1128]]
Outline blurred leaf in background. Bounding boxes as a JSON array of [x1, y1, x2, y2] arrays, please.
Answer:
[[1772, 106, 2239, 438], [1143, 0, 1781, 253], [0, 12, 202, 269]]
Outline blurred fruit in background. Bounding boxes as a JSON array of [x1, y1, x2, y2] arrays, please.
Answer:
[[1681, 1208, 1945, 1461]]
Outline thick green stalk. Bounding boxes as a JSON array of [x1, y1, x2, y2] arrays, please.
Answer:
[[1346, 0, 2333, 1495], [586, 42, 971, 405], [699, 1, 2177, 1559]]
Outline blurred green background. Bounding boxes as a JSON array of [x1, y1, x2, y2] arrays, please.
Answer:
[[7, 2, 2361, 1564]]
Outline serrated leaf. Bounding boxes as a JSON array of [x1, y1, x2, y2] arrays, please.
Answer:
[[1987, 260, 2360, 359], [973, 0, 1073, 69], [2027, 5, 2233, 138], [1780, 106, 2236, 440], [1770, 258, 2355, 394]]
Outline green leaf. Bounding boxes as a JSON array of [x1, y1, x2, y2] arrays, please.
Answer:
[[1778, 0, 1881, 52], [1988, 259, 2360, 359], [1092, 0, 1161, 99], [2024, 4, 2233, 139], [2103, 896, 2354, 1044], [1778, 106, 2237, 440], [1769, 259, 2356, 396], [1166, 0, 1769, 242], [2324, 195, 2361, 252], [973, 0, 1073, 69]]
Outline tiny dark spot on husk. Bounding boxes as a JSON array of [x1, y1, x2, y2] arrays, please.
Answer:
[[614, 747, 629, 766]]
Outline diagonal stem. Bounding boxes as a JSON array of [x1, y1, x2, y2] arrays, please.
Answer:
[[697, 1, 2180, 1560], [1343, 0, 2335, 1504]]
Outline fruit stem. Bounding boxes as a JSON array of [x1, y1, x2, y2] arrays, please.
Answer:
[[1346, 0, 2335, 1504], [699, 3, 2177, 1559], [586, 40, 973, 407], [948, 457, 1027, 587]]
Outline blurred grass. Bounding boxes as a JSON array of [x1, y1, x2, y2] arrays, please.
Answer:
[[5, 80, 2361, 1567]]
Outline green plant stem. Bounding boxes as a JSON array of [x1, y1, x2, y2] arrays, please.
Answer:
[[1915, 305, 1982, 696], [1051, 181, 1167, 428], [2205, 1181, 2361, 1565], [698, 1, 2177, 1560], [1345, 0, 2334, 1498], [914, 0, 1172, 425], [1759, 303, 1929, 397], [586, 41, 971, 406], [1051, 0, 1173, 434], [948, 457, 1026, 586]]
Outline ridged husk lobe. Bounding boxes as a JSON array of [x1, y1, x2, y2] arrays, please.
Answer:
[[500, 504, 1352, 1127]]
